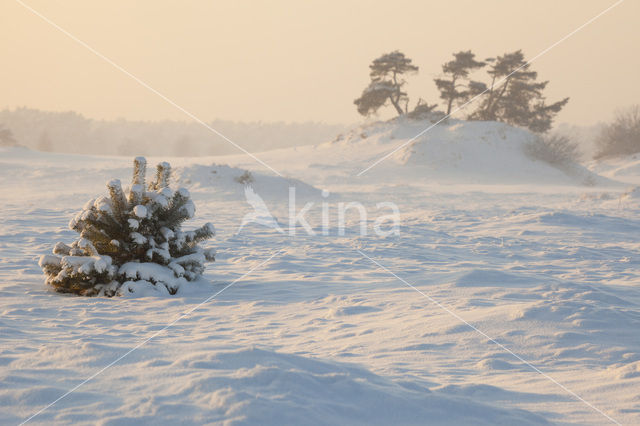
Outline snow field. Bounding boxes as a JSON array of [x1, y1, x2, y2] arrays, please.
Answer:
[[1, 119, 640, 424]]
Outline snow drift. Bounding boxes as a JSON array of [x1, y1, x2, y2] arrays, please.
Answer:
[[588, 153, 640, 185], [241, 119, 616, 187], [346, 119, 611, 185], [163, 347, 548, 425], [2, 140, 639, 424], [173, 163, 323, 200]]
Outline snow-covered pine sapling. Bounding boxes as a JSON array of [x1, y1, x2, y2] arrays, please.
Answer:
[[39, 157, 216, 296]]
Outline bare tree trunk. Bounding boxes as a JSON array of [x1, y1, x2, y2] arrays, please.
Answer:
[[479, 75, 497, 119], [485, 76, 508, 120], [389, 95, 404, 116], [446, 75, 457, 116], [389, 69, 405, 116]]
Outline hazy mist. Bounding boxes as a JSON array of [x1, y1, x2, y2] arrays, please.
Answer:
[[0, 108, 346, 156]]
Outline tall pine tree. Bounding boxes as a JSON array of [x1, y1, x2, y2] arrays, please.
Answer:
[[354, 51, 419, 116], [434, 50, 486, 116], [469, 50, 568, 133]]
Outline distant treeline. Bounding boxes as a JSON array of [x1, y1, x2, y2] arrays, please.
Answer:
[[0, 108, 346, 156]]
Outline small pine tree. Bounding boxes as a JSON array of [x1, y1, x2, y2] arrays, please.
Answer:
[[407, 99, 443, 121], [39, 157, 215, 296]]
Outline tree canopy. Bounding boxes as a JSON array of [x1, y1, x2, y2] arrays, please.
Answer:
[[354, 49, 568, 133], [354, 51, 418, 117], [434, 50, 486, 115], [469, 50, 568, 133]]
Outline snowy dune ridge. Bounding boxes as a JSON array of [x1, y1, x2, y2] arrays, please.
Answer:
[[1, 118, 640, 424], [173, 163, 323, 200], [210, 119, 618, 189]]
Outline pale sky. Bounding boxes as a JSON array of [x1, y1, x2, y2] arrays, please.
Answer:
[[2, 0, 638, 125]]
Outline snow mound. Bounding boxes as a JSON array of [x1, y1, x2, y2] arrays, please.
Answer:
[[622, 186, 640, 201], [604, 361, 640, 380], [453, 269, 536, 288], [588, 153, 640, 185], [170, 348, 548, 425], [173, 163, 323, 200], [321, 119, 614, 186]]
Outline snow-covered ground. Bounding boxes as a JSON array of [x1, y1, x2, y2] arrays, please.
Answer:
[[1, 120, 639, 425]]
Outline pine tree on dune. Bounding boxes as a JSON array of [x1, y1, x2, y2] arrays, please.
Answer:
[[39, 157, 215, 296], [469, 50, 568, 133], [434, 50, 486, 116], [354, 51, 419, 117]]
